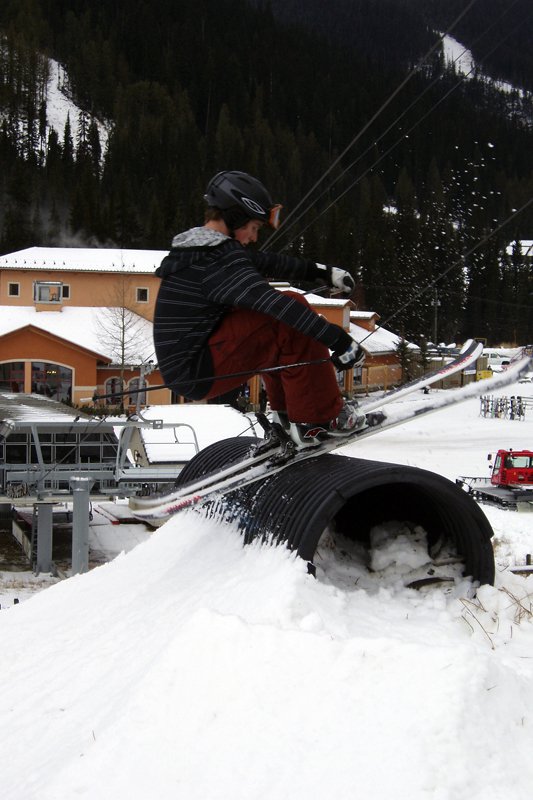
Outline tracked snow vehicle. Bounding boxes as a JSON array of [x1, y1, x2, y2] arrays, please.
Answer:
[[457, 449, 533, 511]]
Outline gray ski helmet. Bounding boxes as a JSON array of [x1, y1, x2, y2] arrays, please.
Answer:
[[204, 170, 279, 227]]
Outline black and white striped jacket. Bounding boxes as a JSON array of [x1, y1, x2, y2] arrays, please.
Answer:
[[153, 227, 349, 399]]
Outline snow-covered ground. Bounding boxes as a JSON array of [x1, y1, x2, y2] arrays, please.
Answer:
[[0, 378, 532, 800], [45, 57, 110, 152], [442, 33, 532, 103], [0, 46, 110, 157]]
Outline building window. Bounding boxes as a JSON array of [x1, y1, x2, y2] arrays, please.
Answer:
[[33, 281, 63, 303], [0, 362, 25, 392], [62, 284, 70, 299], [136, 287, 149, 303], [31, 362, 72, 402], [128, 378, 146, 406], [104, 377, 124, 405], [3, 434, 29, 464], [8, 283, 20, 297]]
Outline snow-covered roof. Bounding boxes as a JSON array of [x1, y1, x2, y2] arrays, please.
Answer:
[[349, 322, 415, 355], [300, 291, 350, 307], [271, 284, 350, 307], [0, 305, 155, 363], [350, 310, 379, 321], [0, 247, 167, 274], [0, 393, 95, 425]]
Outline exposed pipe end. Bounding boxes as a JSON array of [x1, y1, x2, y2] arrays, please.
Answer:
[[178, 437, 495, 586]]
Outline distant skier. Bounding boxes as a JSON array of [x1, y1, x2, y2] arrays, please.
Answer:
[[153, 170, 365, 446]]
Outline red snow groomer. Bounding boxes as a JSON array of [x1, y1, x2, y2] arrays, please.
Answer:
[[457, 449, 533, 511]]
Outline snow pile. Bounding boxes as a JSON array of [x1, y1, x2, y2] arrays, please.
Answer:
[[1, 380, 533, 799]]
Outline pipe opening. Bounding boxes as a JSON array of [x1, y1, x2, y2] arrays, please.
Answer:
[[333, 483, 448, 553]]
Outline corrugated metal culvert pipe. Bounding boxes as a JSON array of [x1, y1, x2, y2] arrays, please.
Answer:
[[177, 436, 496, 586]]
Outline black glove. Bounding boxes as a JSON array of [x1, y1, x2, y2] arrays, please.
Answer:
[[315, 263, 355, 296], [331, 335, 366, 371]]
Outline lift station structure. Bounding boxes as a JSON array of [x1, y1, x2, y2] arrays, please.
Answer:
[[0, 393, 196, 575]]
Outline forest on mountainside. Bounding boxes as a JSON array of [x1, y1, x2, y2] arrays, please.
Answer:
[[0, 0, 532, 345], [257, 0, 533, 92], [417, 0, 533, 92]]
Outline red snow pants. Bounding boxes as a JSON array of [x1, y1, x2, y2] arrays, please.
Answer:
[[203, 292, 344, 423]]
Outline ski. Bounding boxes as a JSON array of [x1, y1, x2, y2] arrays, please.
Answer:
[[130, 339, 482, 515], [356, 338, 483, 414], [129, 352, 532, 523]]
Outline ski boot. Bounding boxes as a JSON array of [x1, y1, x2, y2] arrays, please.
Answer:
[[289, 400, 367, 447]]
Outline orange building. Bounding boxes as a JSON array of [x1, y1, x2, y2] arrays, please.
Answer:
[[0, 246, 165, 320], [0, 305, 169, 408], [349, 311, 404, 393], [0, 247, 169, 407], [0, 247, 405, 409]]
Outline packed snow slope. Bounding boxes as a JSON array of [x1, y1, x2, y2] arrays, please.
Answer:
[[1, 380, 533, 800]]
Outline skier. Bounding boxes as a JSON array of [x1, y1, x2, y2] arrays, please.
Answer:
[[153, 170, 365, 446]]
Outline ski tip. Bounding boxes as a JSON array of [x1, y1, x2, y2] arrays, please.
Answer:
[[462, 338, 483, 357]]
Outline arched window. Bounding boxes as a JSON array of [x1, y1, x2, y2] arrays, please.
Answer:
[[31, 362, 72, 402], [128, 378, 146, 407], [104, 377, 124, 405]]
